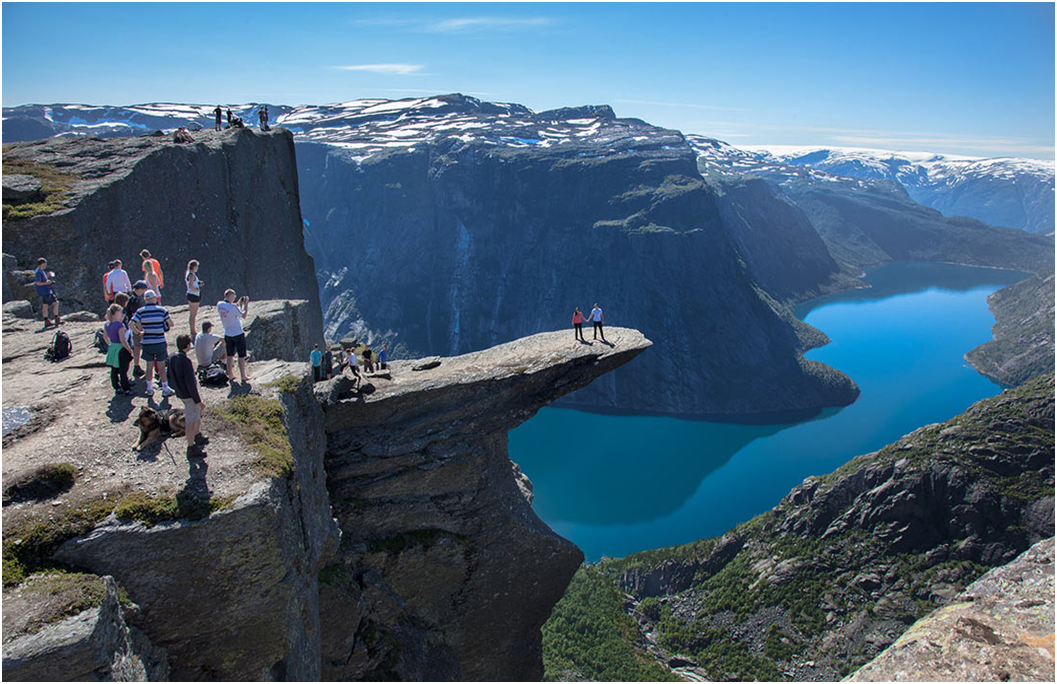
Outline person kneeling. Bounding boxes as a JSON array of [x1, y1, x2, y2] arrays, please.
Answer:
[[168, 334, 208, 458]]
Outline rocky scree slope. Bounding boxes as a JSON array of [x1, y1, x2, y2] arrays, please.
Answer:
[[691, 135, 1054, 275], [1, 128, 323, 345], [544, 374, 1055, 681], [848, 536, 1054, 682]]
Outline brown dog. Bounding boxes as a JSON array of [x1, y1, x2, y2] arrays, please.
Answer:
[[133, 406, 186, 451]]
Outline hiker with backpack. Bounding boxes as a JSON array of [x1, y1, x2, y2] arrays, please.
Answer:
[[168, 334, 208, 458], [34, 257, 61, 329], [104, 303, 135, 395], [185, 259, 203, 334], [130, 290, 176, 398]]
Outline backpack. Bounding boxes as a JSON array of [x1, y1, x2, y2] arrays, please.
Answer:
[[94, 329, 109, 354], [44, 330, 72, 362], [199, 364, 229, 387]]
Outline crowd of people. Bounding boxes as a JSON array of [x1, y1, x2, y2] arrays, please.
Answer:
[[309, 341, 388, 385]]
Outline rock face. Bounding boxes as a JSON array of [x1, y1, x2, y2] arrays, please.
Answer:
[[3, 576, 170, 681], [2, 174, 43, 203], [548, 374, 1055, 681], [316, 327, 652, 680], [967, 274, 1055, 387], [1, 129, 323, 346], [848, 537, 1055, 682]]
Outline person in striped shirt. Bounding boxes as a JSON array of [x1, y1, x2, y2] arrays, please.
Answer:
[[130, 290, 176, 397]]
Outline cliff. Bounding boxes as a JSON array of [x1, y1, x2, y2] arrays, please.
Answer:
[[2, 298, 651, 679], [848, 536, 1054, 682], [543, 374, 1055, 681], [967, 274, 1055, 387], [1, 128, 323, 346]]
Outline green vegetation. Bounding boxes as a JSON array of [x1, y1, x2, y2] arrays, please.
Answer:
[[1, 156, 79, 220], [2, 498, 116, 587], [113, 491, 235, 527], [265, 373, 303, 394], [2, 462, 76, 504], [542, 566, 678, 682], [10, 571, 133, 637], [213, 395, 293, 478]]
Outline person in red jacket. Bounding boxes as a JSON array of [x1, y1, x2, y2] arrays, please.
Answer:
[[572, 307, 587, 342]]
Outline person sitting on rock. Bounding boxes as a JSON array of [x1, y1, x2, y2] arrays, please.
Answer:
[[173, 127, 194, 144], [194, 321, 225, 370]]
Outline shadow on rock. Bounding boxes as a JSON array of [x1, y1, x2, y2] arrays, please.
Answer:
[[105, 395, 135, 423]]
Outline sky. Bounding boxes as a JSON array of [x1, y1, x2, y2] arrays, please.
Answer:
[[2, 2, 1054, 158]]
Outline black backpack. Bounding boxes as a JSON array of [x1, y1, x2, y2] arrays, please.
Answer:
[[94, 329, 109, 354], [199, 363, 229, 387], [44, 330, 72, 362]]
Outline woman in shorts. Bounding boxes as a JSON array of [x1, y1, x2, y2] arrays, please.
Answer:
[[186, 260, 202, 333]]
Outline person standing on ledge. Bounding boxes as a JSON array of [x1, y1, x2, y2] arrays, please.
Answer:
[[140, 249, 164, 294], [185, 259, 202, 334], [213, 105, 223, 132], [106, 258, 132, 303], [590, 303, 605, 341], [572, 307, 586, 342], [217, 289, 251, 383], [168, 334, 208, 458], [321, 344, 334, 380], [378, 344, 388, 371], [33, 257, 61, 329], [310, 344, 323, 382], [130, 290, 176, 398]]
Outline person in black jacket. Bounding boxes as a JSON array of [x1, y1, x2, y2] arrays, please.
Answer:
[[168, 334, 208, 457], [213, 105, 223, 132]]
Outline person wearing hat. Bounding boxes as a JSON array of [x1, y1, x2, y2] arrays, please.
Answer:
[[130, 289, 176, 397], [127, 280, 150, 377]]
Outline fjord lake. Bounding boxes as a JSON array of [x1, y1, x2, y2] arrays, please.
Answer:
[[509, 261, 1029, 560]]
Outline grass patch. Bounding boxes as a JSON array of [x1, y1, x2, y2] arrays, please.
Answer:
[[1, 156, 80, 220], [12, 571, 133, 637], [113, 491, 235, 527], [265, 373, 302, 394], [2, 462, 76, 504], [2, 498, 117, 587], [213, 395, 293, 478]]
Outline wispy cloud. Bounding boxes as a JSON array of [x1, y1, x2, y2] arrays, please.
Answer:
[[333, 64, 425, 76], [353, 16, 554, 34]]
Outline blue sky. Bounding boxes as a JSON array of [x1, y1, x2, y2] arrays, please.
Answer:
[[3, 3, 1053, 158]]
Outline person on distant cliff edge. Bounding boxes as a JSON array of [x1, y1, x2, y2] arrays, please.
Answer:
[[226, 108, 233, 128], [217, 289, 251, 383], [259, 105, 270, 131], [185, 260, 203, 334], [213, 105, 223, 132], [590, 303, 605, 341], [321, 344, 334, 380], [345, 346, 361, 386], [33, 257, 61, 329], [572, 307, 586, 342], [362, 344, 375, 373], [168, 334, 208, 458], [378, 344, 388, 371], [310, 344, 323, 382]]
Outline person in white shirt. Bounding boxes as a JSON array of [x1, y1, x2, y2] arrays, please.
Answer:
[[590, 303, 606, 341], [345, 346, 361, 386], [194, 320, 225, 369], [217, 288, 250, 383], [105, 259, 132, 302]]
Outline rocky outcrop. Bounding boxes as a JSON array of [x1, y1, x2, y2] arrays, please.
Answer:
[[3, 575, 169, 681], [316, 327, 651, 680], [1, 129, 323, 345], [2, 175, 43, 203], [549, 374, 1055, 681], [967, 274, 1055, 387], [848, 537, 1055, 681]]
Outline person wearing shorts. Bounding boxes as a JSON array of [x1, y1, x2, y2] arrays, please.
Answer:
[[168, 334, 208, 458], [34, 257, 61, 328], [131, 290, 176, 397], [186, 259, 203, 334], [217, 289, 250, 383]]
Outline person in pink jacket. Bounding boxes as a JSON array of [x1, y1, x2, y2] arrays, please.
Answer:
[[572, 307, 587, 342]]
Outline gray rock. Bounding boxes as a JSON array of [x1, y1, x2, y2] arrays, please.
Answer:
[[2, 174, 42, 202], [62, 310, 102, 322], [2, 576, 169, 681], [3, 300, 35, 319]]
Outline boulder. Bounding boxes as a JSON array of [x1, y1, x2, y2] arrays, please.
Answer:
[[2, 174, 42, 203], [3, 300, 36, 319]]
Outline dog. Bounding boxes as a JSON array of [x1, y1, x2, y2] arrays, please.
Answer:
[[133, 406, 185, 451]]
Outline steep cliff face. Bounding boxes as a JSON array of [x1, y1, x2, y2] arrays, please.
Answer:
[[544, 374, 1055, 681], [967, 274, 1055, 387], [315, 328, 651, 680], [1, 129, 323, 345], [294, 98, 857, 419]]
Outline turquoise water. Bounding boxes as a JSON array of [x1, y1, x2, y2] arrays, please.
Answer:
[[509, 262, 1028, 560]]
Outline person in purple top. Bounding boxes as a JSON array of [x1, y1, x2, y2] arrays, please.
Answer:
[[34, 257, 61, 328], [104, 303, 135, 395]]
